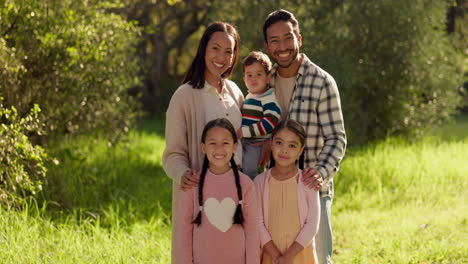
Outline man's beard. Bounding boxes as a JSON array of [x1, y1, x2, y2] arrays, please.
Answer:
[[276, 49, 299, 69]]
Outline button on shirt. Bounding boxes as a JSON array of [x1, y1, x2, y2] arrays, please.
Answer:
[[202, 81, 243, 165]]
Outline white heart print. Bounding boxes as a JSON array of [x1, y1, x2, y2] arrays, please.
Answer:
[[204, 197, 236, 232]]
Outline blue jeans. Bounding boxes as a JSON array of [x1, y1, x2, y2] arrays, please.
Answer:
[[241, 138, 263, 179], [316, 196, 333, 264]]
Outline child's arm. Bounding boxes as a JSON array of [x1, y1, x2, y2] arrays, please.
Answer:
[[253, 174, 274, 247], [243, 180, 261, 264], [294, 189, 321, 248], [173, 188, 195, 264], [241, 92, 281, 138]]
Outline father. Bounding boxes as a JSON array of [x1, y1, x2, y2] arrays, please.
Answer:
[[262, 9, 347, 264]]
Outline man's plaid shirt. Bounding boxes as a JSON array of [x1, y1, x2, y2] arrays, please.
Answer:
[[270, 54, 347, 197]]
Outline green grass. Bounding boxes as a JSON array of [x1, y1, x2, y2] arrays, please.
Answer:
[[1, 114, 467, 263]]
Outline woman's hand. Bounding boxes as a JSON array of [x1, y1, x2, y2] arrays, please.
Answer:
[[181, 169, 199, 191]]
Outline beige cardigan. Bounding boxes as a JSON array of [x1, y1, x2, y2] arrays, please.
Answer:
[[162, 80, 244, 184]]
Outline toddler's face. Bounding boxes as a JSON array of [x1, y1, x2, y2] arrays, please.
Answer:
[[243, 62, 271, 95]]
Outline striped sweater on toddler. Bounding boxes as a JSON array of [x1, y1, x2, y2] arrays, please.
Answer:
[[241, 88, 281, 138]]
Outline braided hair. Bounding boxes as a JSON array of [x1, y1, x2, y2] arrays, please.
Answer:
[[192, 118, 244, 226]]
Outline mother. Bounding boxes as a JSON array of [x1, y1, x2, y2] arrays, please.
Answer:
[[162, 22, 244, 262]]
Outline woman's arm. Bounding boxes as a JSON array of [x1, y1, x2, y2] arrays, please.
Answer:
[[173, 188, 195, 264], [162, 87, 191, 184]]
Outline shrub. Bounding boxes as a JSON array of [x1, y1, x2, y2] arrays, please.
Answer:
[[0, 100, 47, 207], [0, 0, 141, 142], [301, 0, 464, 143]]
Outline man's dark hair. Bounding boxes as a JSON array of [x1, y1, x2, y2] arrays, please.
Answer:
[[263, 9, 300, 42]]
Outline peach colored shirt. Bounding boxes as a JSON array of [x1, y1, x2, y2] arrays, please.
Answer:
[[254, 169, 320, 250], [261, 174, 317, 264]]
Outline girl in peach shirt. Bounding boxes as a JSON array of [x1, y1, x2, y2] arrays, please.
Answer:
[[254, 119, 320, 264]]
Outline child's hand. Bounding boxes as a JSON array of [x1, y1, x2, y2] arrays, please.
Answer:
[[275, 255, 293, 264], [236, 128, 243, 139]]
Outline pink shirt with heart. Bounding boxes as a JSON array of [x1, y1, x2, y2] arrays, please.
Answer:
[[174, 169, 260, 264]]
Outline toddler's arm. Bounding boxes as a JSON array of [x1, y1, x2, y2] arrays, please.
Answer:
[[241, 92, 281, 138]]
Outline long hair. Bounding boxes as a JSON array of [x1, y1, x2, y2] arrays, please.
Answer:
[[269, 119, 306, 169], [183, 22, 240, 89], [192, 118, 244, 226], [263, 9, 300, 42]]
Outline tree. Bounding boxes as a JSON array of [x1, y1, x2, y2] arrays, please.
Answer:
[[0, 0, 141, 142], [117, 0, 215, 112]]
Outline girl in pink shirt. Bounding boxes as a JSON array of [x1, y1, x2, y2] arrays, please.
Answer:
[[174, 118, 260, 264], [254, 120, 320, 264]]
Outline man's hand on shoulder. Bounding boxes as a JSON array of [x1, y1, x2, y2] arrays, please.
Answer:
[[301, 168, 323, 191]]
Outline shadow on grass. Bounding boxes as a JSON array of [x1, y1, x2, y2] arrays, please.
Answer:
[[134, 114, 166, 138]]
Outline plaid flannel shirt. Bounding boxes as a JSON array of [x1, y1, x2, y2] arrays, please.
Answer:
[[270, 54, 347, 197]]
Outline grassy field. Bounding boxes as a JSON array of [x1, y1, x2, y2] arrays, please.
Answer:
[[0, 115, 467, 263]]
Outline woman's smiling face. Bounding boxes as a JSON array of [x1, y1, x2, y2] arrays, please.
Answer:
[[204, 32, 235, 85]]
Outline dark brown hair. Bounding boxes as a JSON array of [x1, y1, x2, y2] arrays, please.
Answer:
[[193, 118, 244, 226], [242, 51, 272, 74], [183, 22, 240, 89], [270, 119, 306, 169], [263, 9, 300, 43]]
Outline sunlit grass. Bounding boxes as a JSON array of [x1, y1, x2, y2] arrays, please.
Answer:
[[0, 114, 467, 263]]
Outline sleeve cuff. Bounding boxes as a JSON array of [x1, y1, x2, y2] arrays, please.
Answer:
[[242, 126, 252, 138], [316, 166, 329, 182]]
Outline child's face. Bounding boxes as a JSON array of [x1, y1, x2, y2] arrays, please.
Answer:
[[243, 62, 271, 95], [271, 128, 304, 168], [202, 126, 238, 174]]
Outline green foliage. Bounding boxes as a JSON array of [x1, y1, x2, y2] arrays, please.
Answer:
[[0, 0, 141, 142], [298, 0, 464, 142], [0, 99, 47, 207], [203, 1, 466, 142]]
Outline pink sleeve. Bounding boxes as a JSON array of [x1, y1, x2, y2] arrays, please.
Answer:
[[253, 173, 273, 247], [295, 189, 320, 248], [242, 178, 261, 264], [173, 188, 195, 264]]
